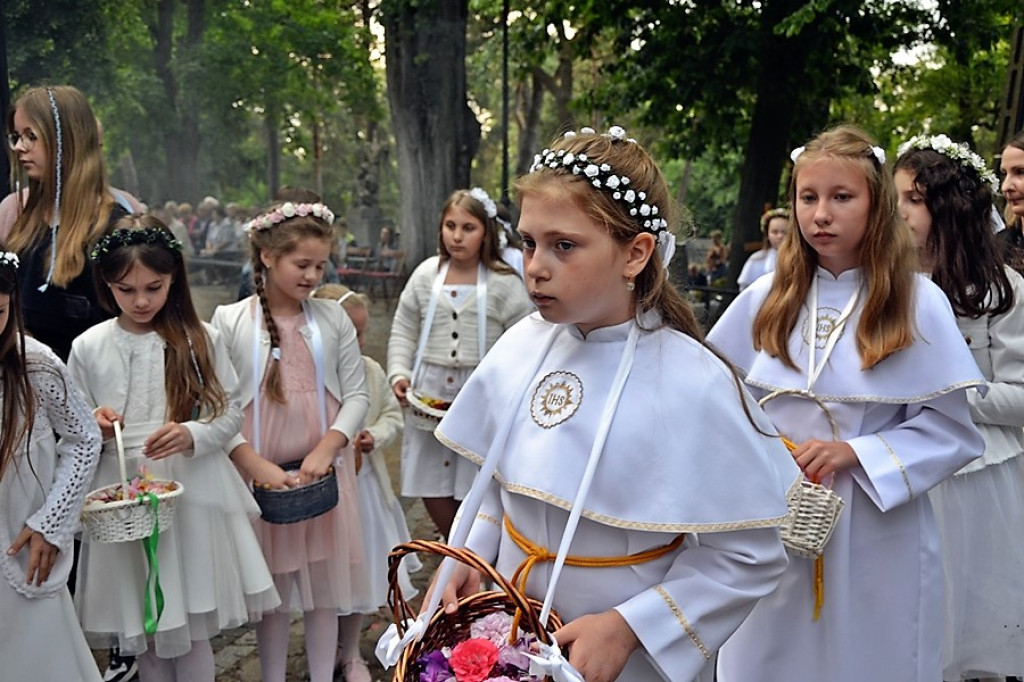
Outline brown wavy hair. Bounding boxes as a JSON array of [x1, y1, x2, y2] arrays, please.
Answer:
[[0, 250, 37, 481], [6, 85, 116, 287], [93, 215, 227, 422], [895, 146, 1012, 318], [754, 124, 916, 370]]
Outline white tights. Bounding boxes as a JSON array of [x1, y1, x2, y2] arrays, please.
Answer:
[[137, 639, 214, 682], [337, 613, 365, 662], [256, 608, 338, 682]]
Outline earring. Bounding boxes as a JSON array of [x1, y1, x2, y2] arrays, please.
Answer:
[[626, 279, 635, 292]]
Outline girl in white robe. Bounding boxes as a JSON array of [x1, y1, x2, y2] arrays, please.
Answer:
[[736, 207, 788, 290], [895, 136, 1024, 681], [422, 127, 799, 682], [709, 125, 985, 682], [0, 250, 103, 682]]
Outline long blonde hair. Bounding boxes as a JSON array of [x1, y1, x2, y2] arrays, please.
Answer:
[[6, 86, 115, 287], [753, 124, 916, 369]]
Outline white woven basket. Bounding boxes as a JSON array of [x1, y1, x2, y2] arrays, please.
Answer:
[[407, 388, 449, 431], [759, 390, 845, 558], [81, 421, 184, 544]]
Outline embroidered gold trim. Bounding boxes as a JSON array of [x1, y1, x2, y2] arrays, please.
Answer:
[[744, 378, 983, 405], [654, 585, 710, 661], [875, 433, 914, 498], [435, 430, 792, 533], [476, 512, 501, 527]]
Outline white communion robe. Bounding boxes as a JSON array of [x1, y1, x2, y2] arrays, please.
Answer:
[[708, 268, 985, 682], [436, 312, 800, 682]]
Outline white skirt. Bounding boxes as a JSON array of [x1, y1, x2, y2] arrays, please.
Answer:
[[0, 581, 101, 681], [929, 455, 1024, 680], [76, 423, 280, 658], [401, 362, 478, 499], [345, 460, 421, 613]]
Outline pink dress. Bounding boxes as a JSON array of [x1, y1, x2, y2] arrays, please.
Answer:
[[242, 312, 368, 613]]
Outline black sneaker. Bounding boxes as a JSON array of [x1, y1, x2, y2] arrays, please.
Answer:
[[103, 648, 139, 682]]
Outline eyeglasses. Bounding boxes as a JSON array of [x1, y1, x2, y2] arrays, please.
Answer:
[[7, 131, 38, 151]]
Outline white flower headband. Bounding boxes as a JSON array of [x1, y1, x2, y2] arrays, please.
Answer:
[[468, 187, 497, 219], [245, 202, 336, 233], [896, 134, 1000, 192], [529, 126, 669, 235], [791, 144, 886, 166], [0, 251, 19, 270]]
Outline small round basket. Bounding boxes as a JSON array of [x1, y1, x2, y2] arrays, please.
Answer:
[[760, 390, 846, 559], [81, 422, 184, 544], [388, 540, 563, 682], [407, 389, 450, 431], [252, 460, 338, 524]]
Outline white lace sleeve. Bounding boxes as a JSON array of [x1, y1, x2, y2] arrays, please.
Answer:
[[24, 348, 102, 550]]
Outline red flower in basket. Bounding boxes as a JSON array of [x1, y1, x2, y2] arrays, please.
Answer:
[[449, 638, 499, 682]]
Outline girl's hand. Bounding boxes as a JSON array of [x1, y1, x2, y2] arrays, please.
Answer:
[[551, 610, 639, 682], [792, 439, 859, 482], [354, 430, 375, 453], [249, 458, 296, 490], [94, 406, 123, 441], [298, 445, 336, 484], [422, 561, 483, 615], [393, 379, 410, 407], [8, 527, 58, 586], [143, 423, 194, 460]]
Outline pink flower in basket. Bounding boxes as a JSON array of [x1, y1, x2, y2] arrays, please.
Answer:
[[449, 639, 499, 682]]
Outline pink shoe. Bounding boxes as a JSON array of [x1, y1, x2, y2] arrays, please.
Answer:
[[341, 657, 374, 682]]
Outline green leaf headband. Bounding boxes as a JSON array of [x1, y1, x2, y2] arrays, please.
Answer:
[[90, 227, 184, 262], [897, 134, 1000, 192]]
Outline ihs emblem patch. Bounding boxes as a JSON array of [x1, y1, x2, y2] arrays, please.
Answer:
[[530, 371, 583, 428]]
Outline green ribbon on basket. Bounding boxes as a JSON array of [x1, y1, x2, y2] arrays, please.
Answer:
[[139, 492, 165, 636]]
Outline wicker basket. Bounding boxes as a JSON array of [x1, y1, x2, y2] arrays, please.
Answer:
[[407, 389, 450, 431], [252, 460, 338, 524], [81, 422, 184, 544], [387, 539, 563, 682], [759, 390, 846, 559]]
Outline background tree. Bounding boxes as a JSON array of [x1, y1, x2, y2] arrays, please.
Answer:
[[381, 0, 479, 266]]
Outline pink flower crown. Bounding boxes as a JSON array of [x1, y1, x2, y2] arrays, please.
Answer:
[[245, 202, 336, 233]]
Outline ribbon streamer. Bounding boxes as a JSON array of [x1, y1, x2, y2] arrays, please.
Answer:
[[140, 492, 165, 635], [525, 639, 585, 682], [374, 615, 428, 667]]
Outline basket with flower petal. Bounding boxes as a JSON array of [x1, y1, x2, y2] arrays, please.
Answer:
[[80, 422, 184, 544], [407, 389, 452, 431], [387, 539, 563, 682]]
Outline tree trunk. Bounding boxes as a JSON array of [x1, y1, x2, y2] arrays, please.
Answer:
[[727, 2, 813, 287], [383, 0, 477, 267], [515, 69, 546, 176]]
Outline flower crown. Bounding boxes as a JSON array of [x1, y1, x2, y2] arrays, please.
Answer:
[[897, 134, 999, 192], [0, 251, 19, 270], [791, 144, 886, 166], [245, 202, 336, 233], [529, 126, 669, 234], [468, 187, 497, 218], [760, 207, 789, 233], [90, 227, 183, 262]]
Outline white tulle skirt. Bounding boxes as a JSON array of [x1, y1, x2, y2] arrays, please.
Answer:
[[929, 455, 1024, 680], [345, 458, 421, 613]]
